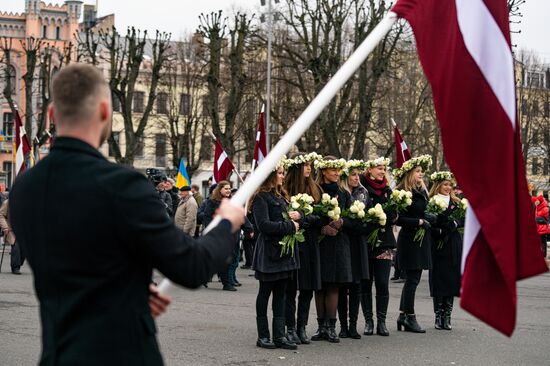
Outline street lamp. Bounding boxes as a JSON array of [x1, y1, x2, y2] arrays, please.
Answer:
[[260, 0, 280, 150]]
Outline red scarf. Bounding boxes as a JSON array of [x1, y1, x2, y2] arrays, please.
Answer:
[[364, 174, 387, 196]]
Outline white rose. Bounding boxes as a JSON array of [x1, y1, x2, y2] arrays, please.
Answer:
[[350, 205, 358, 213], [358, 202, 366, 210], [380, 219, 387, 226], [405, 198, 412, 206], [358, 210, 365, 218], [331, 197, 338, 206], [291, 196, 297, 202], [291, 201, 300, 209], [334, 207, 341, 215], [368, 208, 375, 215], [327, 210, 335, 218], [322, 193, 331, 202], [334, 214, 340, 221]]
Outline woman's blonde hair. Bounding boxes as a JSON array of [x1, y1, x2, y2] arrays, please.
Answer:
[[428, 180, 460, 204], [315, 155, 346, 191], [248, 167, 289, 212], [397, 167, 427, 193]]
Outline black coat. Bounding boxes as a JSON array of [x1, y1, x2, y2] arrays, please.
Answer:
[[201, 198, 221, 228], [429, 199, 464, 297], [396, 189, 432, 270], [9, 138, 236, 366], [347, 185, 370, 282], [297, 213, 322, 290], [318, 183, 353, 284], [364, 183, 397, 257], [252, 192, 300, 277]]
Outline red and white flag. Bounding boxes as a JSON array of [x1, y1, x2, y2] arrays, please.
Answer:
[[394, 123, 411, 168], [14, 110, 31, 176], [213, 138, 235, 183], [253, 104, 268, 170], [392, 0, 548, 335]]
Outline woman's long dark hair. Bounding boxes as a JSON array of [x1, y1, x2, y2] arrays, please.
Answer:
[[283, 152, 322, 203], [248, 168, 289, 212]]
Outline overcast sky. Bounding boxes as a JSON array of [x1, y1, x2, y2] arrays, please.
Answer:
[[2, 0, 549, 61]]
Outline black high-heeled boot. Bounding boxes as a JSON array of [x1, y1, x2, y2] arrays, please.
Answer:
[[297, 322, 310, 344], [310, 318, 327, 341], [396, 312, 406, 331], [433, 297, 444, 330], [375, 295, 389, 336], [361, 292, 374, 335], [443, 297, 453, 330], [273, 317, 297, 350], [327, 319, 340, 343], [256, 316, 276, 349], [402, 314, 426, 333]]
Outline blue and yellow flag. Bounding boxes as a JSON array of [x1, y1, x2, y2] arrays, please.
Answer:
[[175, 157, 191, 189]]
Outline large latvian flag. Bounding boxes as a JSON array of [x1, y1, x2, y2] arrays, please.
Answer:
[[392, 0, 548, 335], [394, 123, 411, 168], [252, 104, 268, 169], [14, 110, 31, 177], [213, 139, 235, 183]]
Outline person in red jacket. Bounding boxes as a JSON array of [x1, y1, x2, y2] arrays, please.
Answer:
[[532, 195, 549, 258]]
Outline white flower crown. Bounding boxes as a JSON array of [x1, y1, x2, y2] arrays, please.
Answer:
[[342, 159, 368, 176], [366, 157, 390, 169], [314, 158, 347, 170], [283, 152, 323, 169], [430, 171, 455, 183], [391, 154, 433, 182]]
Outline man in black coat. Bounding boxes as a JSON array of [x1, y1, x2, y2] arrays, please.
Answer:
[[9, 64, 245, 366]]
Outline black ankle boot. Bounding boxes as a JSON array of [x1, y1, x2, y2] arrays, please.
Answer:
[[361, 292, 374, 335], [310, 318, 327, 341], [297, 323, 310, 344], [348, 321, 361, 339], [273, 317, 297, 350], [396, 312, 406, 331], [443, 297, 453, 330], [433, 297, 444, 330], [401, 314, 426, 333], [338, 320, 349, 338], [256, 316, 276, 349], [327, 319, 340, 343], [286, 326, 301, 345], [375, 295, 389, 336]]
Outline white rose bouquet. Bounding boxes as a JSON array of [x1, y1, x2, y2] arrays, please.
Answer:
[[313, 193, 341, 221], [414, 195, 449, 245], [279, 193, 315, 257], [342, 200, 367, 220], [382, 189, 413, 214], [363, 203, 388, 248]]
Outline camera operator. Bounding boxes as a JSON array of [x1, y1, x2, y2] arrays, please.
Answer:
[[152, 174, 173, 217]]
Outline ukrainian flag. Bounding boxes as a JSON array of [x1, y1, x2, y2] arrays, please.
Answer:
[[175, 157, 191, 189]]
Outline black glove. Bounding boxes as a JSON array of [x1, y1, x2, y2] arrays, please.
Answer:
[[421, 220, 431, 230], [424, 212, 437, 225]]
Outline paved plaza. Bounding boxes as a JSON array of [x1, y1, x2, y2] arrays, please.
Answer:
[[0, 263, 549, 366]]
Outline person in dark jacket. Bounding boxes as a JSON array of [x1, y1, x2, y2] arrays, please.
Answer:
[[152, 174, 173, 217], [165, 178, 180, 218], [251, 165, 301, 350], [8, 64, 245, 366], [394, 155, 433, 334], [359, 157, 397, 337], [428, 171, 464, 331], [310, 156, 353, 344], [337, 161, 370, 340], [283, 152, 323, 345]]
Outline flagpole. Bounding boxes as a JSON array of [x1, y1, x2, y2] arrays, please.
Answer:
[[158, 11, 398, 295]]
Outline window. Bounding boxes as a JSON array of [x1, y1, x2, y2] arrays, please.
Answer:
[[108, 132, 120, 157], [532, 133, 539, 145], [544, 158, 549, 176], [155, 133, 166, 167], [133, 91, 144, 113], [199, 134, 212, 160], [544, 101, 549, 118], [7, 65, 16, 96], [56, 26, 61, 40], [202, 96, 210, 117], [526, 71, 544, 89], [156, 92, 168, 115], [135, 136, 144, 158], [532, 102, 539, 117], [2, 112, 13, 137], [2, 161, 12, 189], [521, 98, 528, 115], [179, 94, 190, 116], [532, 157, 539, 175], [42, 25, 48, 38]]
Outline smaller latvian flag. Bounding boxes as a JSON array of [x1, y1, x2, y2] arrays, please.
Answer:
[[14, 110, 31, 177], [213, 139, 235, 183], [252, 104, 268, 170], [394, 122, 411, 168], [175, 157, 191, 189]]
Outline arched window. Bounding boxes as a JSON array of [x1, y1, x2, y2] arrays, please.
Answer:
[[56, 26, 61, 40], [7, 65, 16, 96]]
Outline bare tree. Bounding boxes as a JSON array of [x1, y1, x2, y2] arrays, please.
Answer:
[[76, 26, 171, 166]]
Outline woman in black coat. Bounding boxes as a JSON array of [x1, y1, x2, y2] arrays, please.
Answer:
[[394, 155, 433, 333], [311, 156, 353, 344], [428, 172, 464, 331], [251, 166, 301, 350], [337, 162, 370, 340], [283, 153, 323, 345], [359, 158, 396, 337]]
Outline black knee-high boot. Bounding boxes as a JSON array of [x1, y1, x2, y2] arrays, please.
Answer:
[[361, 292, 374, 335], [337, 289, 349, 338], [375, 295, 390, 336], [433, 297, 444, 330], [348, 287, 361, 339], [443, 297, 454, 330]]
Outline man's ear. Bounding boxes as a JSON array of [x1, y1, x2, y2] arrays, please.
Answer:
[[48, 103, 55, 122], [99, 99, 111, 122]]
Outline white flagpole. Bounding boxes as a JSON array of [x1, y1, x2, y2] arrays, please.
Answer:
[[159, 11, 398, 295]]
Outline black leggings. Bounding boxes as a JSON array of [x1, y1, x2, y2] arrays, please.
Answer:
[[315, 283, 340, 319], [285, 278, 314, 327], [337, 282, 361, 324], [399, 269, 422, 314], [361, 259, 391, 296], [256, 279, 287, 318]]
